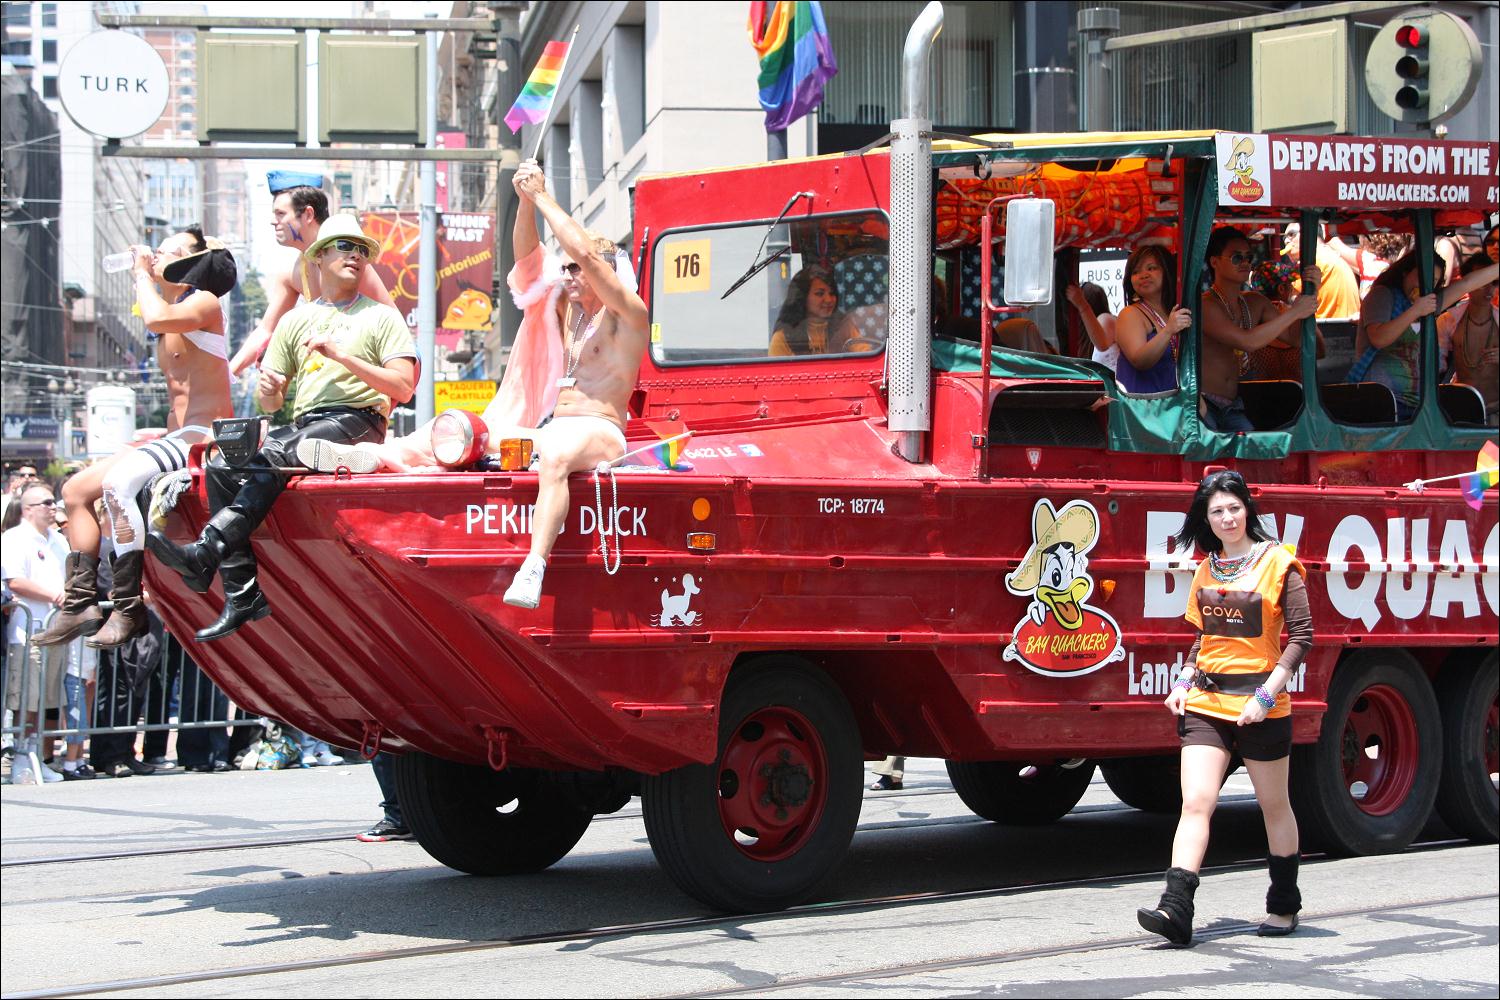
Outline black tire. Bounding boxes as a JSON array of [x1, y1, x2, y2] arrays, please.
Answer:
[[1100, 755, 1183, 813], [641, 658, 862, 913], [1434, 652, 1498, 843], [394, 752, 593, 876], [945, 759, 1096, 824], [1100, 753, 1242, 814], [1289, 650, 1441, 855]]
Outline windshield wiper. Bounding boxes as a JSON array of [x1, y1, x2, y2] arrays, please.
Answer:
[[721, 190, 814, 300]]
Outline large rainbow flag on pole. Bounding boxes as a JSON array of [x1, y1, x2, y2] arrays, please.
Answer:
[[504, 39, 571, 134], [748, 1, 838, 132]]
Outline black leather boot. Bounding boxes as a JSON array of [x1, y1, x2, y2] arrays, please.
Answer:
[[86, 551, 147, 649], [32, 552, 104, 645], [146, 508, 249, 593], [1137, 866, 1199, 945], [1258, 853, 1302, 936], [195, 549, 270, 642]]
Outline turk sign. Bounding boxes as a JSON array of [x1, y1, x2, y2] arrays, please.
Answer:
[[58, 31, 169, 140]]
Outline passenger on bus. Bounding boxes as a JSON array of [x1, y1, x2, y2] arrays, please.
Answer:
[[1484, 226, 1498, 264], [769, 266, 858, 356], [1325, 232, 1411, 296], [1198, 228, 1318, 432], [1351, 251, 1498, 421], [1437, 253, 1499, 425], [1280, 224, 1360, 321], [1113, 246, 1191, 394], [1137, 470, 1312, 946], [1064, 282, 1117, 373]]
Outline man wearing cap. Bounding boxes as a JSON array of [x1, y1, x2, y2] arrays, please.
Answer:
[[34, 225, 236, 650], [228, 176, 395, 375], [148, 216, 418, 641], [2, 484, 71, 783]]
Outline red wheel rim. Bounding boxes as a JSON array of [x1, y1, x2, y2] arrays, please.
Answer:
[[717, 706, 827, 862], [1339, 683, 1420, 816]]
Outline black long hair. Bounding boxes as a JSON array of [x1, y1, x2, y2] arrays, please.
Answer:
[[774, 265, 842, 355], [1174, 470, 1273, 555], [1372, 250, 1444, 299], [1122, 245, 1177, 309]]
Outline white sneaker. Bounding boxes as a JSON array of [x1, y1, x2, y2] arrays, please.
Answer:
[[503, 556, 547, 609], [9, 758, 37, 785], [296, 438, 380, 474], [40, 762, 63, 783], [313, 750, 345, 766]]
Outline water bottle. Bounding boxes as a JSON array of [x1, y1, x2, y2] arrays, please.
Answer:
[[101, 251, 135, 274]]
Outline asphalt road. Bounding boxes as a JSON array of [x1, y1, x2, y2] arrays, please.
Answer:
[[2, 758, 1495, 998]]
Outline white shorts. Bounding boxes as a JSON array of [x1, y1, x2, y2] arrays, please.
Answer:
[[534, 415, 627, 459]]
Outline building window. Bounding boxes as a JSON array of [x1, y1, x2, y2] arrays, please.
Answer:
[[41, 38, 55, 63], [41, 3, 55, 27], [2, 4, 30, 30], [179, 102, 194, 117], [42, 74, 56, 99], [176, 31, 194, 45], [179, 85, 194, 97]]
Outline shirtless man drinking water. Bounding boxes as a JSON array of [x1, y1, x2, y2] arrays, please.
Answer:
[[298, 159, 650, 610]]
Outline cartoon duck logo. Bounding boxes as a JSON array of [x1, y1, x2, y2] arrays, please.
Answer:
[[1002, 499, 1125, 678], [1223, 135, 1265, 204]]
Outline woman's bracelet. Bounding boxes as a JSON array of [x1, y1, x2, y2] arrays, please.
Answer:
[[1173, 675, 1193, 693], [1254, 685, 1276, 710]]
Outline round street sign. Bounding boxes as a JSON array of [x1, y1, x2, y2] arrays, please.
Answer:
[[58, 30, 169, 139]]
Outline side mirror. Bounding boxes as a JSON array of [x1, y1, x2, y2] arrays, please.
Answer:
[[1002, 198, 1056, 306]]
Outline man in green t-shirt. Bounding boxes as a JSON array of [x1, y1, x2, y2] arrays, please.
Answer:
[[148, 215, 418, 641]]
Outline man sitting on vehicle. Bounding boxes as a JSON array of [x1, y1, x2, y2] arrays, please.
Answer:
[[297, 159, 650, 612], [1199, 227, 1318, 433], [147, 216, 417, 641]]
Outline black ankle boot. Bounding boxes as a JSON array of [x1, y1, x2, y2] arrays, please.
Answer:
[[146, 508, 246, 593], [1137, 866, 1199, 945], [1259, 853, 1301, 936], [195, 551, 270, 642]]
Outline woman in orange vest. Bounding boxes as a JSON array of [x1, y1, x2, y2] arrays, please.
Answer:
[[1136, 470, 1313, 945]]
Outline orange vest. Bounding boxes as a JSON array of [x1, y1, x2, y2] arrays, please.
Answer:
[[1183, 543, 1304, 722]]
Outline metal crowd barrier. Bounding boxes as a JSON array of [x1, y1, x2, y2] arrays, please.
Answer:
[[3, 601, 262, 787]]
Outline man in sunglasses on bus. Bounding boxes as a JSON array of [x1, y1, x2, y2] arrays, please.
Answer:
[[149, 216, 418, 641]]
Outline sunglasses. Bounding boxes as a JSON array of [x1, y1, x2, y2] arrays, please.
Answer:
[[25, 499, 57, 508], [562, 262, 585, 276], [328, 239, 371, 259], [1222, 252, 1254, 265]]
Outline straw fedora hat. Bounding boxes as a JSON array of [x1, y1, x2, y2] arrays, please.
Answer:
[[305, 214, 379, 260], [162, 238, 237, 298], [1006, 501, 1099, 592]]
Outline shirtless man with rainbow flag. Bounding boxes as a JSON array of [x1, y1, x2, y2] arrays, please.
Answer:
[[299, 160, 649, 610]]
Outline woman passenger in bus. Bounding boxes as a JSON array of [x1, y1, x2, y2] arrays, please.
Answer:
[[1352, 251, 1498, 420], [1137, 470, 1311, 946], [1113, 246, 1192, 393], [1437, 253, 1499, 425], [1064, 282, 1117, 373], [768, 265, 857, 357]]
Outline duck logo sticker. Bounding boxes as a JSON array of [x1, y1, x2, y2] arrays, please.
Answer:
[[1002, 498, 1125, 678], [1216, 133, 1271, 207]]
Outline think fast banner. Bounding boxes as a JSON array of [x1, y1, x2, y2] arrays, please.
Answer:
[[361, 210, 496, 350], [1216, 132, 1498, 211]]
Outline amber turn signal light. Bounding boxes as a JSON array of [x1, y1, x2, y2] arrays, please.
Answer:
[[498, 438, 534, 471], [686, 532, 716, 552]]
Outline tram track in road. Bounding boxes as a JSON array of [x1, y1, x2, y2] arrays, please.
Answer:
[[0, 782, 1024, 870], [3, 837, 1473, 1000]]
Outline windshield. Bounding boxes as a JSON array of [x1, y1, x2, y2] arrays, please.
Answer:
[[650, 210, 890, 365]]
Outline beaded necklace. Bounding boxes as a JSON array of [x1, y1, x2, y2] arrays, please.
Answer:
[[1134, 300, 1178, 362], [1460, 309, 1495, 369], [1209, 539, 1273, 584], [1209, 284, 1250, 329], [559, 302, 603, 389]]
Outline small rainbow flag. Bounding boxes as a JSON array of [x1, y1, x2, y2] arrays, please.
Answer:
[[504, 40, 569, 134], [1461, 440, 1499, 511], [749, 1, 838, 132], [630, 420, 693, 471]]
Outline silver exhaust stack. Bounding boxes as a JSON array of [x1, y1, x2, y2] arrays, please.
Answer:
[[887, 1, 943, 463]]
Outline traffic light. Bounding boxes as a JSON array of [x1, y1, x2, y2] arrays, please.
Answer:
[[1365, 11, 1481, 126], [1393, 23, 1428, 111]]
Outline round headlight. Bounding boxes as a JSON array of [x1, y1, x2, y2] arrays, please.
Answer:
[[431, 409, 489, 468]]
